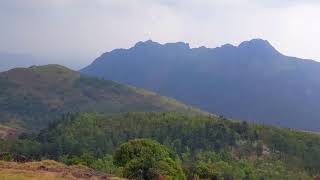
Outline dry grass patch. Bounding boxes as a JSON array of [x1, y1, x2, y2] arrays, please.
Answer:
[[0, 160, 125, 180]]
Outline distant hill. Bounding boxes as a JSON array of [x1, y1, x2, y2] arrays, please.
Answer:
[[0, 65, 203, 130], [82, 39, 320, 131]]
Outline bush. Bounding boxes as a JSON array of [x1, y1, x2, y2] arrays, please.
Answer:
[[113, 139, 185, 179]]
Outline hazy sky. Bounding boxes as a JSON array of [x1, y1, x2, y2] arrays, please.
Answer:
[[1, 0, 320, 69]]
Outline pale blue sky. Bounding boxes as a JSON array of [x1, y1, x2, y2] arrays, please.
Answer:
[[1, 0, 320, 68]]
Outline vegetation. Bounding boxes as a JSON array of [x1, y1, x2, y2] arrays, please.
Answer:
[[113, 139, 185, 179], [1, 112, 319, 179], [0, 65, 203, 130]]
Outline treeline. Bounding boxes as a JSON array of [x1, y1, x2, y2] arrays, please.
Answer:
[[1, 112, 320, 179]]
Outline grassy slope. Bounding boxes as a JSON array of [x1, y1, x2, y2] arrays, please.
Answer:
[[0, 160, 123, 180], [0, 64, 206, 130]]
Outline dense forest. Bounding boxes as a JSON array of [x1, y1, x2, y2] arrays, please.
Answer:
[[1, 112, 319, 179]]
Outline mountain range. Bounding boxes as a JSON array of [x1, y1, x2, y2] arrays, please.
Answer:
[[82, 39, 320, 131], [1, 40, 320, 178]]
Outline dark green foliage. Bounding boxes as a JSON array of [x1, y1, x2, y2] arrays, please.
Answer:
[[113, 139, 185, 179], [91, 154, 122, 176], [3, 112, 319, 179], [34, 112, 241, 158]]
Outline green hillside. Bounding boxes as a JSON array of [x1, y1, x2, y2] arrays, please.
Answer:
[[2, 112, 319, 179], [0, 65, 204, 130]]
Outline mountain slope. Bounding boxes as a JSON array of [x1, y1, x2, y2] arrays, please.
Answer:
[[0, 64, 203, 130], [82, 39, 320, 131]]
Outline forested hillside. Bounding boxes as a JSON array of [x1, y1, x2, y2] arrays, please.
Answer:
[[82, 39, 320, 131], [0, 65, 203, 130], [2, 112, 319, 179]]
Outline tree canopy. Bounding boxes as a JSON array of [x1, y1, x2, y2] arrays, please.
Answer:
[[113, 139, 185, 179]]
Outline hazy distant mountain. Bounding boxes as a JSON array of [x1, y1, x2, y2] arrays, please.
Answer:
[[0, 65, 203, 130], [82, 39, 320, 131]]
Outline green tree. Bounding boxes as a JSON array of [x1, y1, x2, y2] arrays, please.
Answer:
[[91, 154, 122, 176], [113, 139, 185, 179]]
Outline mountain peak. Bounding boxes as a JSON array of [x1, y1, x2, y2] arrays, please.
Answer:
[[134, 40, 161, 48], [134, 40, 190, 50], [29, 64, 72, 71], [238, 38, 279, 55], [220, 43, 236, 49], [3, 64, 79, 85], [239, 38, 272, 48], [164, 42, 190, 50], [26, 64, 77, 76]]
